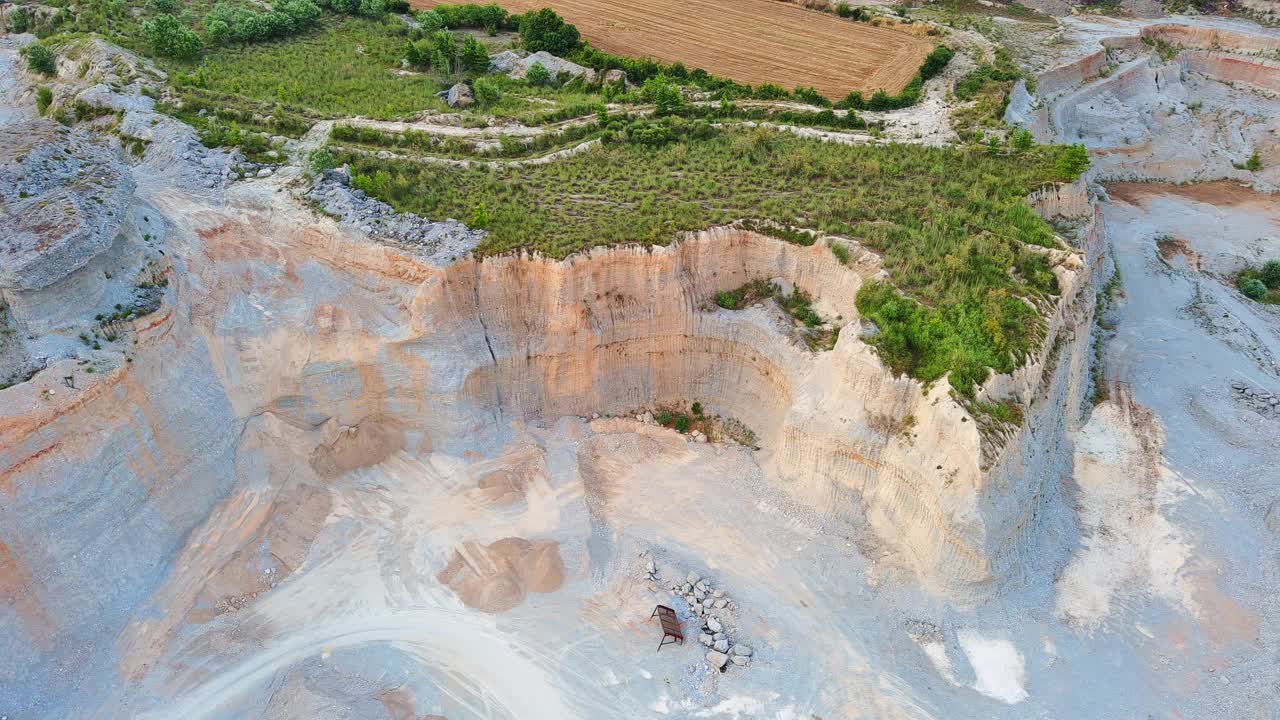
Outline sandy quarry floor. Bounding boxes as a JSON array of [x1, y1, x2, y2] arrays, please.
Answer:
[[411, 0, 934, 97]]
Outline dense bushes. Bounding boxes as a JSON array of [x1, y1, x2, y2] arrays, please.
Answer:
[[205, 0, 323, 45], [418, 3, 512, 33], [1054, 144, 1089, 179], [1238, 260, 1280, 303], [8, 6, 31, 33], [518, 8, 580, 55], [143, 14, 203, 59], [21, 42, 57, 74], [202, 0, 403, 48]]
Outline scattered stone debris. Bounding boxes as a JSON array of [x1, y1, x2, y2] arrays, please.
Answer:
[[1230, 380, 1279, 419], [305, 166, 484, 261], [638, 555, 756, 672]]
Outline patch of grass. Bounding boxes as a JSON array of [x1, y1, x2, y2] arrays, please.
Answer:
[[714, 278, 777, 310], [172, 17, 447, 119], [951, 47, 1021, 132], [333, 129, 1078, 394]]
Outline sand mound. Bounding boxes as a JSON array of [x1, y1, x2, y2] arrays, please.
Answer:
[[308, 413, 406, 478], [437, 538, 565, 613]]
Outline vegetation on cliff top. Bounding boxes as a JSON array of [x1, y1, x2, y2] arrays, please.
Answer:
[[334, 127, 1082, 395]]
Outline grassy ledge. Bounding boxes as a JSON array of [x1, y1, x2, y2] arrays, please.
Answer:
[[333, 126, 1084, 396]]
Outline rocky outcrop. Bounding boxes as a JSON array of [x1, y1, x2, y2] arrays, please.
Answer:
[[504, 51, 598, 83], [305, 167, 484, 263], [0, 121, 135, 333]]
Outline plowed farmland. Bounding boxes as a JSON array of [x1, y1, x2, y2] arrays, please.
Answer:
[[411, 0, 937, 97]]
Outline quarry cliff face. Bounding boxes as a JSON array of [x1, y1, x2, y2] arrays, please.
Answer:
[[2, 165, 1100, 653]]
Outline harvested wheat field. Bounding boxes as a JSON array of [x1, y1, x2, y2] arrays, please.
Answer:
[[412, 0, 936, 97]]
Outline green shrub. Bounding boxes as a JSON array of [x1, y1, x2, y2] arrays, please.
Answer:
[[525, 61, 551, 86], [473, 75, 501, 105], [8, 6, 31, 33], [836, 2, 870, 20], [470, 202, 489, 228], [461, 33, 489, 72], [1055, 143, 1090, 179], [143, 15, 203, 59], [715, 291, 738, 309], [518, 8, 580, 55], [1245, 148, 1262, 172], [146, 0, 178, 13], [691, 401, 703, 416], [919, 45, 954, 80], [429, 30, 457, 73], [22, 44, 57, 75], [309, 148, 337, 173], [674, 415, 691, 433], [656, 409, 673, 425], [793, 85, 829, 107], [653, 80, 683, 117], [754, 83, 788, 100], [36, 86, 53, 115], [1011, 128, 1034, 151], [417, 9, 445, 32], [430, 3, 510, 31], [1241, 278, 1268, 301], [1261, 260, 1280, 288]]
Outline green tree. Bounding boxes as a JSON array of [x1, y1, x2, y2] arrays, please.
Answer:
[[430, 30, 457, 74], [146, 0, 178, 13], [653, 81, 683, 117], [461, 34, 489, 72], [525, 61, 550, 86], [1241, 278, 1268, 301], [143, 15, 203, 59], [1011, 128, 1034, 151], [518, 8, 580, 55], [22, 44, 56, 75], [1055, 143, 1090, 179]]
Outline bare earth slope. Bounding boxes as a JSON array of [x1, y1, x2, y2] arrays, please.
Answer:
[[413, 0, 935, 96]]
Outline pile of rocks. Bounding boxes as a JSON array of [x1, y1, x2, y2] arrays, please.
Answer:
[[305, 167, 484, 262], [1231, 380, 1279, 418], [640, 559, 756, 672]]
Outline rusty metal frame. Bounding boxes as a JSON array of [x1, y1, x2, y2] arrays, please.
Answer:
[[651, 604, 683, 651]]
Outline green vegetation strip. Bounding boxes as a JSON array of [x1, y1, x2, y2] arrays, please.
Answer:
[[333, 129, 1083, 395], [172, 18, 445, 119]]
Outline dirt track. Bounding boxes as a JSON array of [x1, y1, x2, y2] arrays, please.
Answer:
[[412, 0, 935, 97]]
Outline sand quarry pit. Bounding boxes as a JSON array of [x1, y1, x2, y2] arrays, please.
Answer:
[[4, 17, 1280, 720], [412, 0, 935, 97]]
